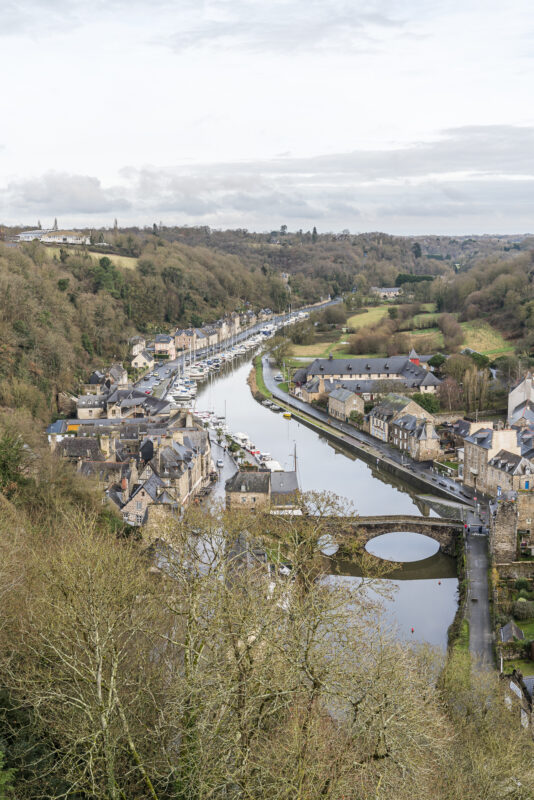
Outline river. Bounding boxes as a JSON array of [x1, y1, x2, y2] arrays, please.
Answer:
[[196, 355, 459, 649]]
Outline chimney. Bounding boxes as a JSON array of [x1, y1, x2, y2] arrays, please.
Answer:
[[121, 476, 129, 503], [319, 374, 325, 394], [425, 420, 433, 440]]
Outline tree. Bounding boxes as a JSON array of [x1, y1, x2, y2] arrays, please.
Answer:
[[5, 518, 165, 800], [0, 751, 15, 799], [443, 353, 472, 383], [412, 392, 440, 413], [437, 376, 463, 411], [349, 410, 364, 427], [428, 353, 446, 371], [52, 218, 58, 231], [270, 335, 293, 366], [312, 226, 318, 244], [412, 242, 422, 259], [0, 429, 29, 498]]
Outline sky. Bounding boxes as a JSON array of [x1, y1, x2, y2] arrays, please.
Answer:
[[1, 0, 534, 234]]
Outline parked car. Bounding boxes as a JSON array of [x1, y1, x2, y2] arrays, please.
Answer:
[[216, 458, 224, 468], [274, 373, 283, 381]]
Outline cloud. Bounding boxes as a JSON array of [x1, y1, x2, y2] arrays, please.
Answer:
[[158, 0, 406, 54], [5, 172, 131, 215], [3, 126, 534, 233]]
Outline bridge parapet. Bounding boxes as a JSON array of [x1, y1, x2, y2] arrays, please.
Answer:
[[323, 515, 463, 557]]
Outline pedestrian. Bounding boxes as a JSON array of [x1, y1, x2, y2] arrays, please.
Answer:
[[479, 525, 482, 533], [467, 525, 470, 534]]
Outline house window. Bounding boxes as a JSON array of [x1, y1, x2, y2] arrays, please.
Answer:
[[136, 501, 142, 510]]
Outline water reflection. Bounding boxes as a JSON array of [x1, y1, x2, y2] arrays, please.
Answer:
[[326, 574, 458, 649], [366, 531, 439, 563], [198, 358, 434, 516]]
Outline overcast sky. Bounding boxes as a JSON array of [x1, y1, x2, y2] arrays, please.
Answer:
[[1, 0, 534, 234]]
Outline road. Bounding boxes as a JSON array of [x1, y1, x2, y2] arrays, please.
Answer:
[[134, 298, 339, 397], [465, 510, 493, 666]]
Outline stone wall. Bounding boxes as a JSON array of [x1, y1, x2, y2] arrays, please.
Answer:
[[496, 561, 534, 580], [490, 500, 517, 563]]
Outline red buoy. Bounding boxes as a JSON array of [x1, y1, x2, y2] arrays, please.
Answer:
[[411, 627, 414, 634], [438, 581, 441, 585]]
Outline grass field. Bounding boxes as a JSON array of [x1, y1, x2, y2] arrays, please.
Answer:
[[517, 619, 534, 639], [45, 246, 138, 270], [290, 303, 513, 362], [460, 320, 514, 356], [291, 305, 394, 358], [347, 305, 392, 330], [505, 658, 534, 675]]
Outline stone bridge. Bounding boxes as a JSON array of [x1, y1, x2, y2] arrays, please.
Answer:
[[330, 515, 464, 557]]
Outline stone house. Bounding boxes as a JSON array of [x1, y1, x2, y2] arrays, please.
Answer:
[[371, 286, 402, 300], [225, 469, 300, 512], [215, 319, 230, 344], [270, 471, 300, 513], [328, 387, 364, 422], [486, 451, 534, 496], [77, 394, 107, 419], [508, 373, 534, 427], [131, 349, 154, 371], [201, 326, 219, 347], [106, 363, 129, 387], [463, 428, 521, 494], [390, 414, 442, 461], [303, 354, 440, 397], [154, 334, 176, 360], [129, 335, 146, 356], [175, 328, 197, 351], [368, 394, 433, 443], [226, 470, 271, 510]]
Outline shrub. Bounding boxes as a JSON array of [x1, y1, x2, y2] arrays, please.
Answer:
[[513, 599, 534, 619], [515, 578, 530, 592]]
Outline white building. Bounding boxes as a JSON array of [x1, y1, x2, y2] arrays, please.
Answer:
[[41, 230, 90, 246]]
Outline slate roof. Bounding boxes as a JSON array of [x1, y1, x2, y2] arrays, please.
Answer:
[[47, 419, 68, 434], [155, 334, 172, 344], [134, 349, 153, 362], [488, 450, 532, 475], [329, 387, 356, 403], [80, 461, 126, 481], [270, 471, 299, 497], [392, 414, 438, 440], [56, 438, 105, 460], [305, 355, 440, 389], [370, 394, 413, 421], [500, 620, 525, 642], [420, 371, 441, 387], [464, 428, 495, 449], [226, 470, 271, 494], [451, 419, 471, 439], [77, 394, 107, 408]]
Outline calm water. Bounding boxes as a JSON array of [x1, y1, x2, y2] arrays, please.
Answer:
[[196, 356, 459, 649]]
